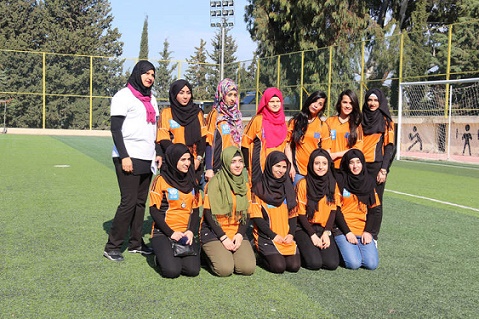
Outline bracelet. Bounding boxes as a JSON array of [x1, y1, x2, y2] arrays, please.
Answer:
[[220, 236, 227, 242]]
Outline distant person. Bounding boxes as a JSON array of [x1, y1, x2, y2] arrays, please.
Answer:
[[157, 79, 207, 183], [462, 124, 472, 156], [361, 88, 395, 240], [241, 87, 288, 183], [295, 149, 340, 270], [326, 89, 363, 171], [200, 146, 256, 277], [250, 151, 300, 274], [103, 60, 159, 262], [204, 78, 244, 181], [407, 126, 422, 151], [285, 90, 332, 185], [149, 143, 201, 278], [334, 149, 380, 270]]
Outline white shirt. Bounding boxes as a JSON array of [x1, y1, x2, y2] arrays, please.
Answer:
[[110, 87, 159, 161]]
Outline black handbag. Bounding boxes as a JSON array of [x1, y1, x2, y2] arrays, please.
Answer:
[[170, 238, 199, 257]]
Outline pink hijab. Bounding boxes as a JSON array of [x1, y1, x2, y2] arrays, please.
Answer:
[[257, 87, 287, 148]]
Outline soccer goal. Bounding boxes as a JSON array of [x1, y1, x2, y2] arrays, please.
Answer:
[[397, 78, 479, 164]]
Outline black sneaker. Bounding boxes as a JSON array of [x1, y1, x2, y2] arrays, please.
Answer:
[[128, 245, 153, 255], [103, 250, 124, 262]]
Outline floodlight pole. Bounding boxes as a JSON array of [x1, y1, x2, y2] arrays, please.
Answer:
[[220, 23, 225, 80], [210, 1, 234, 81]]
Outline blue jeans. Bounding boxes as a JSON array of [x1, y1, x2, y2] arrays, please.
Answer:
[[293, 173, 304, 186], [334, 234, 379, 270]]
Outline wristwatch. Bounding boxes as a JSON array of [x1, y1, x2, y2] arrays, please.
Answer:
[[324, 230, 332, 236], [196, 155, 203, 163]]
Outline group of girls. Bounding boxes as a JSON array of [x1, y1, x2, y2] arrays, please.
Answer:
[[105, 60, 395, 279]]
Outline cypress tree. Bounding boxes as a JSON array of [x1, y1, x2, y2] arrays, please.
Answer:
[[139, 15, 149, 60]]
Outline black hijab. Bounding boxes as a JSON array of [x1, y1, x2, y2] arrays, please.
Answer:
[[336, 149, 376, 206], [169, 79, 201, 146], [305, 149, 336, 220], [252, 151, 297, 212], [361, 88, 392, 135], [161, 143, 198, 194], [127, 60, 155, 96]]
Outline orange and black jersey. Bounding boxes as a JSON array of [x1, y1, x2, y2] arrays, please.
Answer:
[[325, 116, 364, 169], [334, 189, 380, 237], [295, 178, 341, 236], [363, 119, 395, 166], [241, 114, 287, 178], [200, 186, 251, 243], [287, 117, 332, 176], [250, 195, 297, 256], [157, 107, 207, 157], [205, 109, 241, 172], [149, 175, 202, 237]]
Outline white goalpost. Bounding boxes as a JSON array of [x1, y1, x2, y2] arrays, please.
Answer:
[[397, 78, 479, 164]]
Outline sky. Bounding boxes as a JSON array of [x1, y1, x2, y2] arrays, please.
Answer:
[[109, 0, 257, 64]]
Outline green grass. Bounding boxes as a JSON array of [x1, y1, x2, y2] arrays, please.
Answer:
[[1, 134, 478, 318]]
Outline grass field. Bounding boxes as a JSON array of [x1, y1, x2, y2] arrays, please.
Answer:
[[1, 134, 478, 318]]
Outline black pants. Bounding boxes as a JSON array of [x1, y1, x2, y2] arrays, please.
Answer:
[[151, 233, 201, 278], [295, 228, 339, 270], [259, 250, 301, 274], [366, 162, 386, 240], [104, 158, 152, 252]]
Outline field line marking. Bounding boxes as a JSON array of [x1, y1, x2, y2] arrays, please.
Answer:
[[386, 189, 479, 212], [399, 159, 479, 171]]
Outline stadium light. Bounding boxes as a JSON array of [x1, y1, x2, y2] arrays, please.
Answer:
[[209, 0, 235, 80]]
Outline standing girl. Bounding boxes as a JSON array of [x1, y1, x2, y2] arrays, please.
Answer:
[[103, 60, 159, 262], [285, 90, 332, 185], [361, 88, 395, 240], [204, 78, 244, 181], [201, 146, 256, 277], [295, 149, 340, 270], [250, 151, 300, 273], [157, 79, 207, 182], [241, 87, 288, 180], [149, 143, 202, 278], [334, 149, 380, 270], [326, 89, 363, 170]]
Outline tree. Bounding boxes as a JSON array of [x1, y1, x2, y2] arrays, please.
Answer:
[[431, 0, 479, 80], [0, 0, 124, 129], [245, 0, 369, 57], [139, 15, 149, 60], [155, 39, 177, 103], [236, 54, 257, 93], [0, 0, 45, 128], [39, 0, 124, 129], [184, 39, 212, 101], [244, 0, 369, 109], [208, 27, 238, 86]]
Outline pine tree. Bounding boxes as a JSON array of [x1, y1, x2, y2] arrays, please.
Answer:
[[208, 27, 238, 86], [39, 0, 124, 129], [432, 0, 479, 80], [0, 0, 45, 128], [184, 39, 212, 101], [245, 0, 369, 57], [155, 39, 178, 103], [139, 16, 149, 60]]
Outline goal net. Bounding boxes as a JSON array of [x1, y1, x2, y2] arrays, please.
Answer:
[[397, 78, 479, 164]]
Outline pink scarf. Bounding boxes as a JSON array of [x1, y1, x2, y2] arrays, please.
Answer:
[[127, 83, 156, 124], [257, 87, 287, 148]]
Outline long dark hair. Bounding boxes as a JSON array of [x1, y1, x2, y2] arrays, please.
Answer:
[[291, 90, 327, 145], [335, 89, 361, 148]]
